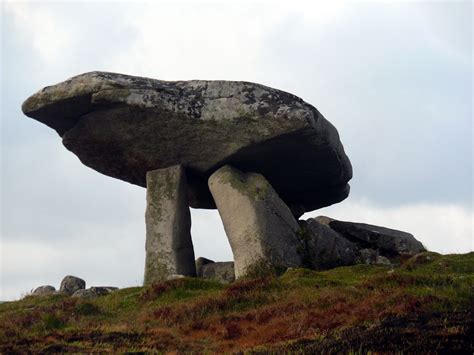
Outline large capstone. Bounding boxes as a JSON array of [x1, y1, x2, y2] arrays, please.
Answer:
[[209, 165, 302, 278], [22, 71, 352, 215], [144, 165, 196, 284]]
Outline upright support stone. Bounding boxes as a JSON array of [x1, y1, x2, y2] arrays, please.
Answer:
[[144, 165, 196, 284], [208, 165, 302, 278]]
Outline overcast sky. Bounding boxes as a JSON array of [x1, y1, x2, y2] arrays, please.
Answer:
[[1, 0, 472, 301]]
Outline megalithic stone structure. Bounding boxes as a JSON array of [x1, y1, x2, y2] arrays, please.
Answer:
[[208, 165, 302, 278], [144, 165, 196, 284], [21, 72, 431, 282]]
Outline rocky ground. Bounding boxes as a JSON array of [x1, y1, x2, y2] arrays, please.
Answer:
[[1, 252, 472, 353]]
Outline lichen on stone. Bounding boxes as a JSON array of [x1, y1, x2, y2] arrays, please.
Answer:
[[216, 166, 270, 201]]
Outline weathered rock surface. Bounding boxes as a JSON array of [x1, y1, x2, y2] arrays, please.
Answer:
[[144, 165, 196, 284], [375, 255, 391, 265], [312, 215, 335, 226], [298, 219, 358, 270], [60, 275, 85, 295], [72, 286, 118, 298], [358, 248, 378, 264], [327, 220, 426, 257], [195, 257, 215, 278], [22, 71, 352, 215], [201, 262, 235, 283], [33, 285, 56, 296], [299, 216, 425, 268], [209, 165, 302, 278], [356, 249, 391, 265]]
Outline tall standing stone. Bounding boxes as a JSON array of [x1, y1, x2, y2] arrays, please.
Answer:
[[208, 165, 302, 278], [144, 165, 196, 284]]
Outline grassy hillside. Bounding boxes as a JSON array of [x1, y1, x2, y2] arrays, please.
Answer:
[[1, 252, 472, 353]]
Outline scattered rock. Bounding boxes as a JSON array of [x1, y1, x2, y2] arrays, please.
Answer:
[[60, 276, 85, 295], [375, 255, 391, 266], [209, 165, 302, 278], [22, 71, 352, 214], [327, 219, 426, 256], [144, 165, 196, 285], [358, 248, 378, 265], [201, 262, 235, 283], [298, 219, 358, 270], [195, 257, 215, 278], [72, 287, 118, 298], [300, 217, 425, 268], [33, 285, 56, 296], [166, 274, 186, 281]]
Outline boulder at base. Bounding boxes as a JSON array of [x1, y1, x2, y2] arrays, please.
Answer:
[[298, 219, 358, 270], [195, 257, 215, 278], [201, 262, 235, 283], [300, 217, 426, 267], [327, 219, 426, 257], [22, 72, 352, 215], [72, 287, 118, 298], [33, 285, 56, 296], [60, 275, 85, 295]]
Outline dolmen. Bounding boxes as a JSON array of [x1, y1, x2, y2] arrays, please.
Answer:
[[22, 72, 425, 283]]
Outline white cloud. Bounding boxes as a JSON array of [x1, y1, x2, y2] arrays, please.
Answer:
[[412, 1, 472, 66], [3, 3, 70, 63], [108, 2, 266, 80]]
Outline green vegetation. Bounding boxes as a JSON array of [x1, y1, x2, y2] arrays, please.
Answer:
[[217, 165, 271, 201], [1, 252, 472, 353]]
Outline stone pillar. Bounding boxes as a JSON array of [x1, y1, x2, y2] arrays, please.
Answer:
[[208, 165, 302, 278], [144, 165, 196, 285]]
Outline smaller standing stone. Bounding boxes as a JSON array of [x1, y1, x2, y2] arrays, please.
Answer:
[[33, 285, 56, 296], [195, 257, 215, 277], [60, 275, 85, 295], [144, 165, 196, 285]]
